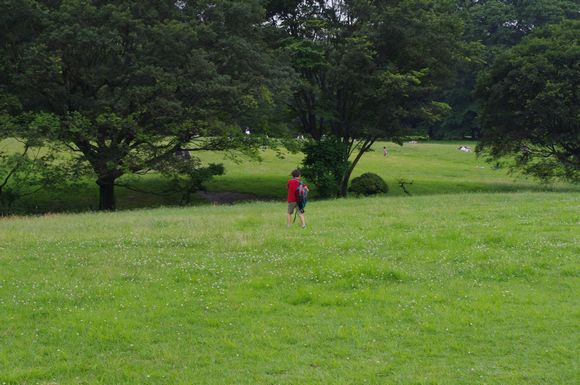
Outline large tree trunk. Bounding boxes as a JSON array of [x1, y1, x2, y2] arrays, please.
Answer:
[[338, 138, 376, 197], [338, 166, 354, 197], [97, 176, 116, 211]]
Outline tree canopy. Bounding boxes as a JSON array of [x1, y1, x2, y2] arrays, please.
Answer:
[[430, 0, 579, 140], [270, 0, 466, 195], [476, 19, 580, 182], [1, 0, 285, 210]]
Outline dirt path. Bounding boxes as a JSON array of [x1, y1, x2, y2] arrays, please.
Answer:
[[198, 191, 259, 204]]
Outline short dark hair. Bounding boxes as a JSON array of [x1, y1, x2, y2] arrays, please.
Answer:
[[291, 169, 301, 177]]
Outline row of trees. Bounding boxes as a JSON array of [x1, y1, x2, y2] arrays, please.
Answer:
[[1, 0, 578, 211], [433, 0, 579, 139]]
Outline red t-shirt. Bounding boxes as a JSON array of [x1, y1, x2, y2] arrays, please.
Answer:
[[287, 178, 300, 202]]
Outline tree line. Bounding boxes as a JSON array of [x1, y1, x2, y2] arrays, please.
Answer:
[[1, 0, 578, 212]]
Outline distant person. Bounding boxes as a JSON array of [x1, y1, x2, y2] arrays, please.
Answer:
[[287, 169, 307, 228], [383, 146, 388, 157]]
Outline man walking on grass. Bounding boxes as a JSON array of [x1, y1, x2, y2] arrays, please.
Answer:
[[287, 169, 307, 228]]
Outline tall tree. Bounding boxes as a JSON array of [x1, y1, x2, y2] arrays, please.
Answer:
[[268, 0, 465, 196], [1, 0, 281, 210], [476, 20, 580, 182]]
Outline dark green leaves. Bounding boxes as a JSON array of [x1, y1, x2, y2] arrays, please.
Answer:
[[477, 20, 580, 182]]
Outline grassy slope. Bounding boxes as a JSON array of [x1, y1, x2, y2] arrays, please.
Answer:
[[201, 141, 579, 199], [1, 192, 578, 384], [3, 140, 578, 213]]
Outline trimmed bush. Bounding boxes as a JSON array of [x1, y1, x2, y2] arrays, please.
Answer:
[[349, 173, 388, 196]]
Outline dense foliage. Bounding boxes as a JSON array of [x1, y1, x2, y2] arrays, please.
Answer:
[[430, 0, 580, 140], [301, 138, 350, 198], [477, 20, 580, 182]]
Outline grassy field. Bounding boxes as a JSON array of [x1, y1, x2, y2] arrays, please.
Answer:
[[1, 192, 579, 384], [202, 141, 579, 198], [2, 140, 578, 213]]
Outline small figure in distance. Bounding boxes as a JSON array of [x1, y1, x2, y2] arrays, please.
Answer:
[[287, 169, 307, 228], [383, 146, 388, 157]]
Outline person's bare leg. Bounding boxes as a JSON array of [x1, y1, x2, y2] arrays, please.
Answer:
[[298, 213, 306, 228], [287, 213, 293, 227]]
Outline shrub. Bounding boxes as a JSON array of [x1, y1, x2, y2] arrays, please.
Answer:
[[302, 139, 350, 198], [349, 173, 388, 196]]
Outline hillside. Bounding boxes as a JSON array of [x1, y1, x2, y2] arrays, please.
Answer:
[[2, 141, 578, 214]]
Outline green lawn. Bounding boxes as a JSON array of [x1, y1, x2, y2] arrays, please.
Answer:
[[201, 141, 578, 198], [1, 192, 578, 384]]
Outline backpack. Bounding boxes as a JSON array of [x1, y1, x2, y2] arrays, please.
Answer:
[[295, 182, 309, 212]]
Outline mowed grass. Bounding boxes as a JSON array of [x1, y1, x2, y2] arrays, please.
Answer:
[[1, 192, 578, 384], [200, 141, 579, 199]]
